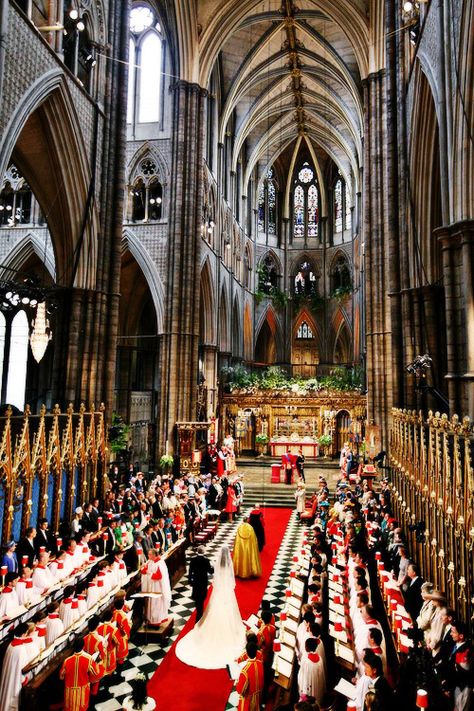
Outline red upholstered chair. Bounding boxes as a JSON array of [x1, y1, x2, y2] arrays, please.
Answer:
[[300, 498, 318, 524]]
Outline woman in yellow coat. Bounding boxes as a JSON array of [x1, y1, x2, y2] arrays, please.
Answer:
[[233, 518, 262, 578]]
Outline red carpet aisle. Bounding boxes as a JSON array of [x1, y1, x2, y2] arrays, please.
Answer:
[[148, 507, 292, 711]]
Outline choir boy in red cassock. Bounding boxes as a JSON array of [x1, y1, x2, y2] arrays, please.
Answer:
[[83, 616, 106, 697], [112, 597, 132, 665], [97, 610, 121, 676], [236, 641, 264, 711], [60, 637, 104, 711]]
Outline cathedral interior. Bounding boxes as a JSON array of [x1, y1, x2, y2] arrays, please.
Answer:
[[0, 0, 473, 708]]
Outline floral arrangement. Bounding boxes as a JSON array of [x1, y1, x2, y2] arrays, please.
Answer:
[[255, 433, 269, 444], [220, 364, 363, 394], [318, 434, 332, 448], [159, 454, 174, 469]]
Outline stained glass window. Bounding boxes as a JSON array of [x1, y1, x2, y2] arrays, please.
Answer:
[[307, 184, 319, 237], [345, 188, 351, 231], [298, 164, 314, 183], [293, 162, 319, 240], [334, 178, 343, 233], [297, 321, 313, 339], [293, 185, 305, 238], [268, 180, 276, 234], [258, 181, 265, 232]]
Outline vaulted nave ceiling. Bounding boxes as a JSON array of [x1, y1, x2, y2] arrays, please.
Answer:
[[197, 0, 372, 192]]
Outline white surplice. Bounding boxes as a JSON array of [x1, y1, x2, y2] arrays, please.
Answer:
[[142, 557, 171, 625], [0, 638, 38, 711]]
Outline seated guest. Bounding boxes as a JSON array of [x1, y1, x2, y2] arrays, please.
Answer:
[[45, 602, 65, 647], [297, 636, 326, 705]]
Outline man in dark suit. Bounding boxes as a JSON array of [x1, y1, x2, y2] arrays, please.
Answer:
[[34, 518, 55, 554], [363, 652, 394, 710], [189, 546, 213, 621], [17, 527, 37, 568], [403, 563, 424, 621]]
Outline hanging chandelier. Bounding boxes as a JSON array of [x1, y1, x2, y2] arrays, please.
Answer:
[[30, 301, 52, 363], [0, 273, 58, 363]]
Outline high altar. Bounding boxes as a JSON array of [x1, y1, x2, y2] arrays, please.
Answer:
[[221, 389, 366, 457]]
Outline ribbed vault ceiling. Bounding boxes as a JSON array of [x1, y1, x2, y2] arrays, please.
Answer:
[[197, 0, 370, 192]]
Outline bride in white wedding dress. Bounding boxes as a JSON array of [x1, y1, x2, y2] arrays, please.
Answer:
[[175, 545, 246, 669]]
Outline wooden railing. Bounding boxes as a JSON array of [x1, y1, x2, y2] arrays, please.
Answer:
[[389, 408, 474, 628]]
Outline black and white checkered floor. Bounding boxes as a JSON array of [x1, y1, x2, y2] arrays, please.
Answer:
[[94, 508, 304, 711]]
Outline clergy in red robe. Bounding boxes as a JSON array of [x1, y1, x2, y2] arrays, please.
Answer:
[[60, 638, 104, 711], [83, 616, 106, 696], [97, 611, 121, 675], [236, 642, 264, 711], [257, 610, 276, 667], [112, 598, 131, 664]]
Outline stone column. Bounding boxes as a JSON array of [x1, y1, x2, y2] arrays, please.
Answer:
[[157, 81, 207, 454], [436, 220, 474, 417], [50, 0, 129, 413], [363, 71, 393, 448]]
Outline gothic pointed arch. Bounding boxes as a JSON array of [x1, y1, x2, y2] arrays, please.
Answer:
[[122, 229, 164, 333], [254, 306, 283, 365], [3, 75, 97, 289], [243, 301, 253, 361], [329, 250, 352, 292], [292, 309, 320, 377], [0, 232, 56, 281], [199, 259, 215, 345], [409, 63, 443, 284], [232, 297, 241, 358], [330, 308, 353, 365], [219, 283, 230, 353], [128, 142, 170, 185]]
